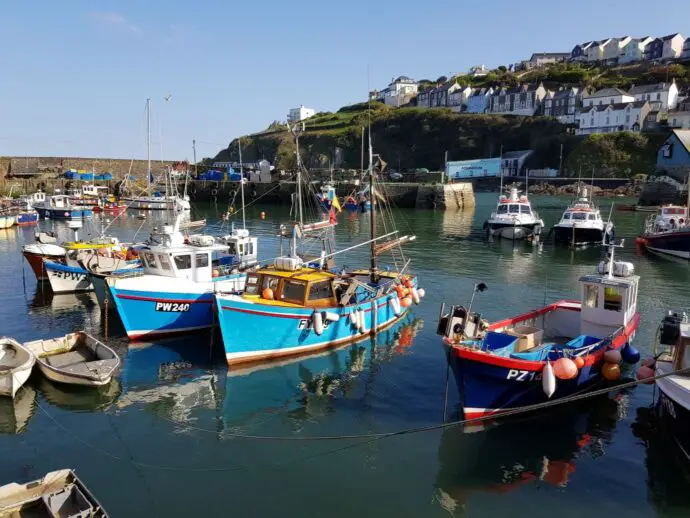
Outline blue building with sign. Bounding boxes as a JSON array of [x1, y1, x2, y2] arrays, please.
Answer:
[[446, 158, 501, 179]]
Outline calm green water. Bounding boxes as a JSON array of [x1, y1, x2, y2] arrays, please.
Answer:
[[1, 193, 689, 517]]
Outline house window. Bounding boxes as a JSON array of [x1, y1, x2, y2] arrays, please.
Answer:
[[626, 114, 631, 123], [606, 117, 610, 125], [657, 93, 661, 100]]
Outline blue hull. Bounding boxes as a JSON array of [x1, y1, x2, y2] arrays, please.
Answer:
[[216, 286, 416, 366], [109, 286, 216, 339], [37, 207, 93, 219], [16, 212, 39, 226]]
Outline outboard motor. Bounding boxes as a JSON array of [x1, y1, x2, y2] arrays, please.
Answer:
[[660, 311, 683, 346]]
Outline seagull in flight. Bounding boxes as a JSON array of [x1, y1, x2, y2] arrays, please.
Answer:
[[164, 94, 172, 102]]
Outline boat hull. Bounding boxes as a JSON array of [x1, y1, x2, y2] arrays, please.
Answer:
[[0, 216, 15, 229], [487, 222, 538, 240], [553, 225, 607, 246], [656, 375, 690, 463], [641, 230, 690, 260], [216, 283, 417, 366], [36, 207, 93, 219], [35, 363, 112, 387], [108, 274, 246, 339], [45, 262, 93, 293], [0, 340, 35, 398], [0, 363, 33, 398], [22, 249, 64, 281], [15, 212, 39, 226], [447, 312, 639, 419]]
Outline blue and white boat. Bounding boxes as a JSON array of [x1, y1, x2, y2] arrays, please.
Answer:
[[34, 195, 93, 220], [108, 219, 257, 339], [437, 241, 640, 420], [215, 124, 422, 367]]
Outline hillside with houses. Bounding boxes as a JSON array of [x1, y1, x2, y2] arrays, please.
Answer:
[[217, 32, 690, 177]]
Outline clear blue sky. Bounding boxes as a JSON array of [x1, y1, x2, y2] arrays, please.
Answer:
[[0, 0, 687, 161]]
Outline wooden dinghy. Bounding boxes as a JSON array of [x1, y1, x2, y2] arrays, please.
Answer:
[[0, 338, 36, 398], [0, 469, 108, 517], [23, 332, 120, 387]]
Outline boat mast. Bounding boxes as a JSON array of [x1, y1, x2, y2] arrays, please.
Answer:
[[239, 139, 246, 230], [369, 128, 378, 284], [146, 98, 151, 194], [295, 125, 303, 227]]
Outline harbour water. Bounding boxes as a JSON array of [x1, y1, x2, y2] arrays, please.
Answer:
[[1, 192, 690, 517]]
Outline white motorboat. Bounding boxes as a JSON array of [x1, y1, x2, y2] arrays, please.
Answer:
[[552, 188, 614, 246], [0, 338, 36, 398], [484, 187, 544, 240], [23, 331, 120, 387]]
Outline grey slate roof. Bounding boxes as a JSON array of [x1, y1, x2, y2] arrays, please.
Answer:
[[588, 87, 631, 98], [630, 83, 672, 95], [674, 130, 690, 154], [662, 33, 682, 41], [580, 101, 647, 114]]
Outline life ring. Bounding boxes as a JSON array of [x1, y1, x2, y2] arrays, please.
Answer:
[[211, 188, 218, 197]]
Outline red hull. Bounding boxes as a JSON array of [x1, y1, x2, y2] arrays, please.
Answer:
[[22, 251, 63, 281]]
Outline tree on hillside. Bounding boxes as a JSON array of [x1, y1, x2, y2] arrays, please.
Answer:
[[498, 65, 507, 73], [436, 75, 448, 84]]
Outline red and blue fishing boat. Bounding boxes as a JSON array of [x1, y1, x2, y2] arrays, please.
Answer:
[[437, 242, 641, 420]]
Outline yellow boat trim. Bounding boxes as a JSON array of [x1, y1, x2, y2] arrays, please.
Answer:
[[241, 294, 306, 308], [63, 242, 117, 250], [255, 266, 335, 282]]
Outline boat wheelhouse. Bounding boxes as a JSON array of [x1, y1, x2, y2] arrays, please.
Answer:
[[437, 241, 640, 419], [638, 205, 690, 259], [484, 188, 544, 241], [552, 189, 614, 246]]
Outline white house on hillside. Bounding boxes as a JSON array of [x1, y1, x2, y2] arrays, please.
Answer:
[[630, 81, 679, 111], [604, 37, 631, 63], [585, 39, 610, 62], [466, 87, 493, 113], [448, 85, 474, 112], [577, 101, 650, 135], [288, 105, 316, 122], [662, 33, 685, 59], [383, 76, 418, 107], [582, 87, 634, 107], [681, 37, 690, 59], [619, 37, 653, 63]]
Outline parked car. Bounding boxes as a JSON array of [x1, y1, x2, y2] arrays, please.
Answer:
[[389, 172, 403, 181]]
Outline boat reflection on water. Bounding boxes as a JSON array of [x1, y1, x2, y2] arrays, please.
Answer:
[[117, 315, 423, 430], [29, 290, 99, 313], [0, 386, 37, 434], [433, 394, 625, 515], [35, 376, 121, 413], [442, 209, 475, 240], [632, 405, 690, 512]]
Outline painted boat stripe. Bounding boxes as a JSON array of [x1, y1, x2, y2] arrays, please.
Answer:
[[116, 294, 213, 304], [220, 298, 392, 320]]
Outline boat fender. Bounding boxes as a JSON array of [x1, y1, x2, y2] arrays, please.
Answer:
[[390, 297, 402, 316], [641, 357, 656, 369], [411, 287, 420, 305], [603, 349, 622, 364], [573, 356, 585, 369], [602, 363, 621, 381], [417, 288, 425, 299], [542, 361, 556, 398], [621, 343, 641, 364], [553, 358, 578, 380], [400, 297, 412, 308], [349, 311, 358, 327], [324, 312, 340, 323], [359, 310, 368, 334], [312, 310, 324, 336], [636, 365, 655, 384]]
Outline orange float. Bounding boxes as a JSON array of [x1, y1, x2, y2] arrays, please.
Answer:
[[574, 356, 585, 369], [601, 363, 621, 381], [262, 287, 274, 300], [400, 297, 412, 308], [553, 358, 579, 380]]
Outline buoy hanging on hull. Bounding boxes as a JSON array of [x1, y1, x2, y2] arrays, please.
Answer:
[[542, 361, 556, 398], [312, 310, 324, 336], [390, 296, 402, 316]]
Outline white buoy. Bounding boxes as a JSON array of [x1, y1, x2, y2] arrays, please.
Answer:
[[411, 287, 420, 305], [312, 310, 324, 336], [390, 296, 402, 316], [542, 361, 556, 398], [324, 311, 340, 323], [359, 309, 368, 334], [349, 311, 358, 326], [418, 288, 426, 299]]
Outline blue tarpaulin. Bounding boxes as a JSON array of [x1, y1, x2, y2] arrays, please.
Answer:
[[79, 173, 94, 180], [95, 173, 113, 180]]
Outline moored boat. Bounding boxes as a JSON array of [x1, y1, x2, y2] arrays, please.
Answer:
[[33, 194, 93, 220], [551, 188, 614, 246], [637, 204, 690, 259], [0, 213, 14, 229], [437, 240, 640, 420], [0, 338, 36, 398], [23, 331, 120, 387], [484, 188, 544, 241], [22, 242, 66, 281], [0, 469, 108, 517]]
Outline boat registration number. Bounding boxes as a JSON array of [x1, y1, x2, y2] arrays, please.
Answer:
[[155, 302, 191, 312], [506, 369, 541, 381]]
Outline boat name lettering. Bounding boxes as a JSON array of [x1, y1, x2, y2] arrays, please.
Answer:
[[506, 369, 541, 381], [297, 318, 331, 331], [51, 270, 85, 281], [154, 302, 191, 312]]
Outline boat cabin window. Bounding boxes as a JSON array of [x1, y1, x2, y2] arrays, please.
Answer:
[[227, 242, 237, 255], [664, 208, 685, 215], [520, 205, 531, 214], [309, 281, 333, 301], [588, 214, 597, 220], [262, 275, 280, 293], [143, 252, 157, 269], [158, 254, 172, 271], [173, 254, 192, 270], [238, 243, 244, 255], [604, 286, 623, 312], [245, 273, 260, 295], [563, 212, 571, 220], [196, 253, 209, 268], [572, 213, 586, 220], [509, 204, 519, 214], [584, 284, 599, 308], [497, 205, 508, 214], [247, 242, 254, 256], [282, 279, 306, 304]]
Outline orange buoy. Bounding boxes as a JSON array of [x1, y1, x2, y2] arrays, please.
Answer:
[[604, 349, 622, 364], [601, 362, 621, 381], [635, 236, 647, 246], [403, 278, 412, 288], [642, 357, 656, 369], [636, 365, 655, 384], [212, 268, 220, 278], [262, 287, 274, 300], [400, 297, 412, 308], [553, 358, 579, 380], [574, 356, 585, 369]]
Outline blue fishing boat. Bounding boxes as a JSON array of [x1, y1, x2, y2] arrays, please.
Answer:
[[34, 195, 93, 219], [108, 219, 258, 339], [437, 241, 641, 420], [215, 123, 422, 366]]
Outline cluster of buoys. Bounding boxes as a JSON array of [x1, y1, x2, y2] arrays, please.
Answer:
[[601, 343, 640, 381], [348, 308, 367, 334], [393, 278, 425, 310], [636, 356, 656, 383]]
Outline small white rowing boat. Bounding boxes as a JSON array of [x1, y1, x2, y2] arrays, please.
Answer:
[[0, 338, 36, 398], [23, 332, 120, 387], [0, 468, 108, 517]]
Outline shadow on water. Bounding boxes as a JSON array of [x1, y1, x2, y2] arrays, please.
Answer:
[[433, 394, 626, 516]]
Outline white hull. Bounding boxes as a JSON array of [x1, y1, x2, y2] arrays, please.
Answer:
[[35, 363, 111, 387], [0, 216, 14, 229], [495, 226, 529, 240], [0, 340, 36, 398], [0, 366, 33, 398], [121, 196, 190, 211], [46, 267, 93, 293]]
